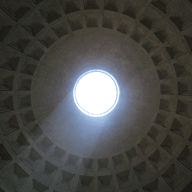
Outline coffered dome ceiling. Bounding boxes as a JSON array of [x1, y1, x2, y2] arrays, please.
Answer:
[[0, 0, 192, 192]]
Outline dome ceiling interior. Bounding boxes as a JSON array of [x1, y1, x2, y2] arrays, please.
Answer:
[[0, 0, 192, 192]]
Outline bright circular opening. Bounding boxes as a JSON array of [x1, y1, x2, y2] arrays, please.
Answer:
[[73, 70, 120, 117]]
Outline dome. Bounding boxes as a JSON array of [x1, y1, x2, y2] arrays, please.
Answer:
[[0, 0, 192, 191]]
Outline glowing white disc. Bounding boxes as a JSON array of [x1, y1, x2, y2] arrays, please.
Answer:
[[73, 70, 120, 117]]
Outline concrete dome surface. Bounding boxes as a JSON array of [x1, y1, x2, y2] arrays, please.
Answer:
[[0, 0, 192, 192]]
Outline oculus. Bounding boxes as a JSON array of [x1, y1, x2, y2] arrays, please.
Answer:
[[73, 70, 120, 117]]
